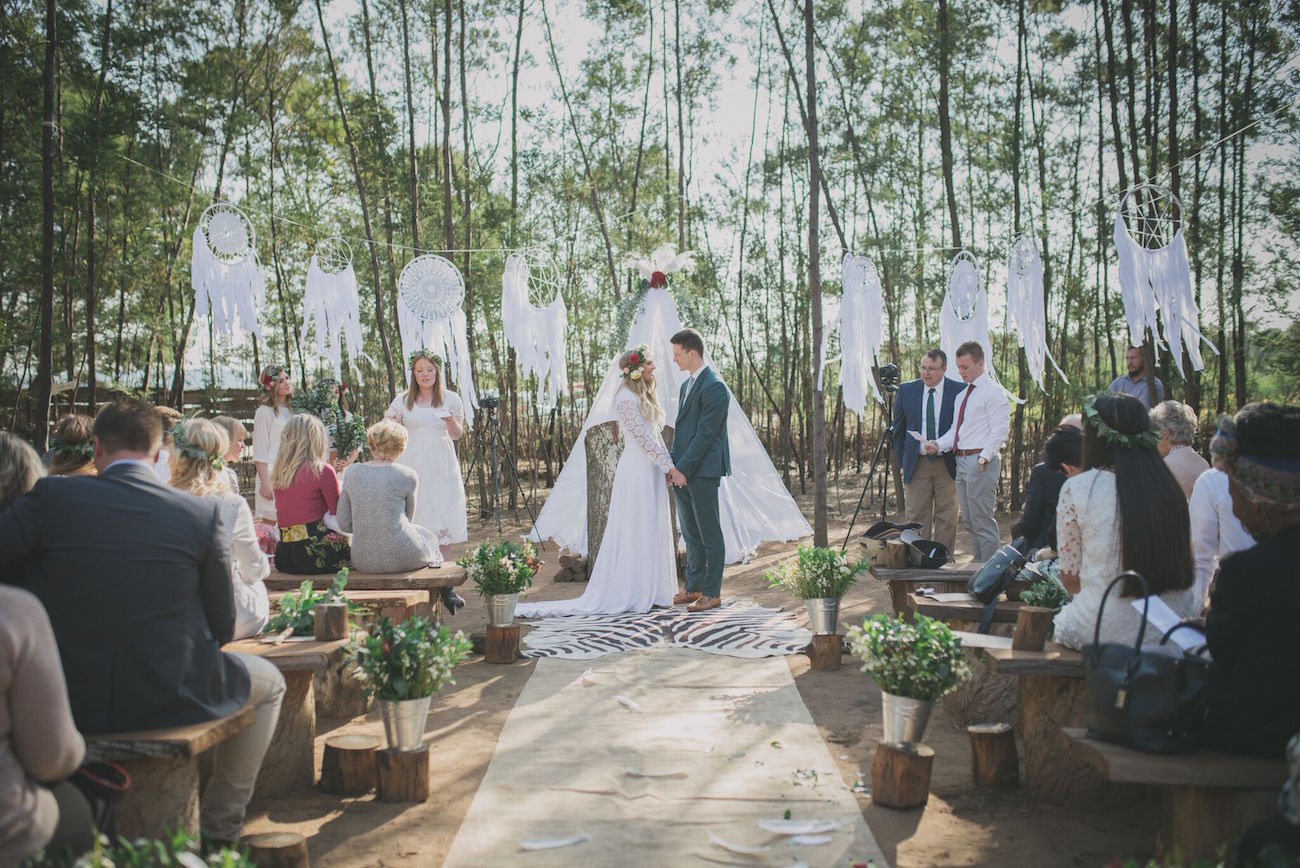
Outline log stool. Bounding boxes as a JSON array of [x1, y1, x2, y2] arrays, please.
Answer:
[[967, 723, 1020, 788], [1011, 606, 1054, 651], [319, 734, 380, 795], [485, 624, 521, 664], [376, 746, 430, 803], [805, 634, 843, 671], [870, 741, 935, 809], [314, 602, 348, 641], [244, 832, 310, 868]]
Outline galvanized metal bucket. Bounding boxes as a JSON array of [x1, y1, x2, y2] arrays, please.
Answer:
[[487, 593, 519, 627], [805, 598, 841, 635], [880, 691, 933, 745], [379, 696, 431, 751]]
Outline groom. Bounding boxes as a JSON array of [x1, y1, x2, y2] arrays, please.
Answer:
[[667, 328, 731, 612]]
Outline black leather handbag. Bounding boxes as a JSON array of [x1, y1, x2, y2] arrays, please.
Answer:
[[1082, 571, 1210, 753]]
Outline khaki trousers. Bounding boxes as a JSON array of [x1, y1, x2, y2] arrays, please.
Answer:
[[904, 457, 958, 556]]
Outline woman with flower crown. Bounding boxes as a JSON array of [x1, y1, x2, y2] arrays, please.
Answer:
[[385, 351, 467, 563], [517, 346, 678, 617], [252, 364, 294, 524]]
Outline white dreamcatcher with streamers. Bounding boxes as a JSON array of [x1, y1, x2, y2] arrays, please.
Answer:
[[502, 251, 568, 407], [818, 253, 885, 416], [1113, 184, 1217, 377], [1006, 234, 1067, 391], [192, 202, 264, 341], [397, 254, 478, 424], [300, 236, 363, 379], [940, 250, 1022, 402]]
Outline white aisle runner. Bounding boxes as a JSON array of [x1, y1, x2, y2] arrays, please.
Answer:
[[443, 647, 887, 867]]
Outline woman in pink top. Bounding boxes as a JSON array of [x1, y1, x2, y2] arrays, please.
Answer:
[[272, 415, 350, 574]]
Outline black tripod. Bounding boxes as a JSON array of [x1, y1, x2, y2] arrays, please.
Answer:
[[840, 364, 902, 552], [466, 396, 538, 537]]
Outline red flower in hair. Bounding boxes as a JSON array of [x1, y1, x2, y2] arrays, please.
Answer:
[[628, 352, 641, 365], [261, 374, 273, 390], [649, 271, 667, 288]]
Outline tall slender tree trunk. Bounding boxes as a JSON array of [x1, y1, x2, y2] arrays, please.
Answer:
[[937, 0, 961, 249], [1213, 0, 1229, 414], [803, 0, 827, 546], [673, 0, 686, 250], [399, 0, 421, 249], [36, 0, 58, 449]]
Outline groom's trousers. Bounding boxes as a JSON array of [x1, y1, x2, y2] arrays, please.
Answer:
[[674, 476, 724, 599]]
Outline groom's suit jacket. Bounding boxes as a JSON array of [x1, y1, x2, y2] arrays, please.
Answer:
[[671, 366, 731, 479]]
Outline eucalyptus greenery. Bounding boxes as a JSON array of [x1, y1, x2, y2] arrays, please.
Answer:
[[263, 568, 356, 635], [846, 613, 971, 703], [457, 539, 543, 597], [349, 615, 471, 702], [1018, 561, 1071, 614], [766, 546, 870, 599], [612, 281, 705, 351]]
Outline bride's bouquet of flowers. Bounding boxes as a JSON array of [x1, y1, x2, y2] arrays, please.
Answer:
[[457, 539, 543, 597]]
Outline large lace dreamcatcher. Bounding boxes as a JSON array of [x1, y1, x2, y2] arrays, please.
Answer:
[[1113, 184, 1216, 376], [940, 250, 1021, 402], [818, 253, 885, 416], [300, 236, 363, 379], [397, 254, 479, 424], [191, 202, 264, 341], [1005, 234, 1066, 391], [501, 251, 568, 407]]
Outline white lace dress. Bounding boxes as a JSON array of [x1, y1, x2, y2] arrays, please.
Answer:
[[517, 389, 678, 617], [1052, 468, 1200, 650], [252, 404, 292, 521], [386, 393, 467, 545]]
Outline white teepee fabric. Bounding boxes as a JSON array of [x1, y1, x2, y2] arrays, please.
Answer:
[[1113, 214, 1216, 376], [397, 255, 479, 426], [819, 253, 885, 416], [501, 254, 568, 406], [1005, 236, 1067, 391], [300, 254, 363, 379], [191, 215, 264, 343], [528, 287, 811, 563]]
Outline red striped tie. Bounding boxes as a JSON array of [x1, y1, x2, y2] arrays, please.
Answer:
[[952, 384, 975, 451]]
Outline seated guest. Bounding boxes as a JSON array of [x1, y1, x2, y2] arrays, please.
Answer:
[[1203, 402, 1300, 759], [0, 585, 94, 864], [171, 419, 270, 639], [212, 415, 248, 495], [1150, 399, 1208, 498], [47, 415, 96, 477], [0, 433, 45, 511], [0, 397, 285, 849], [153, 404, 182, 484], [1012, 425, 1083, 555], [272, 414, 350, 574], [1051, 393, 1199, 650], [338, 420, 464, 614], [1188, 467, 1255, 609]]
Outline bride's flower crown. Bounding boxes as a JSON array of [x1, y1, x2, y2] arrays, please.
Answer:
[[620, 345, 651, 382]]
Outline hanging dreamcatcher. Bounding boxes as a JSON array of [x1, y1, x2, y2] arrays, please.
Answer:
[[1005, 233, 1067, 391], [502, 251, 568, 407], [818, 253, 885, 416], [191, 202, 264, 342], [397, 254, 478, 424], [1113, 183, 1217, 377], [300, 236, 364, 379], [940, 250, 1021, 402]]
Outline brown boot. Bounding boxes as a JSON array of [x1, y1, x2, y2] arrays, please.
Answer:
[[687, 595, 722, 612], [673, 590, 702, 605]]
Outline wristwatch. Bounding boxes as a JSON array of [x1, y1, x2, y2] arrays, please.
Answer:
[[978, 456, 988, 468]]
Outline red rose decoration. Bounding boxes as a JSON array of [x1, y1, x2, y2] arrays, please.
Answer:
[[649, 270, 667, 288], [628, 352, 641, 365], [261, 374, 273, 390]]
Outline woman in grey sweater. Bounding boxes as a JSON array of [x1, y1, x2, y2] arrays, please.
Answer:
[[338, 420, 465, 614]]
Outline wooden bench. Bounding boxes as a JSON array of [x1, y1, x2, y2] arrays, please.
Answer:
[[905, 592, 1023, 626], [268, 588, 431, 624], [84, 703, 256, 838], [265, 565, 467, 593], [873, 567, 974, 619], [224, 638, 349, 798], [1064, 728, 1287, 862]]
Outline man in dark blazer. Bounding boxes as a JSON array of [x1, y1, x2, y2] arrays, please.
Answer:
[[892, 349, 964, 556], [668, 328, 731, 612], [0, 397, 284, 848]]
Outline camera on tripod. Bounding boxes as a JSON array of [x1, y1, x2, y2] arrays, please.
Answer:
[[878, 363, 901, 394], [479, 391, 500, 411]]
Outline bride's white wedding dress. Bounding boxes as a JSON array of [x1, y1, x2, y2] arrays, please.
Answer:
[[516, 387, 677, 617]]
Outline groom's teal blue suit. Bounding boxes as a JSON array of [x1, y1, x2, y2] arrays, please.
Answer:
[[671, 366, 731, 599]]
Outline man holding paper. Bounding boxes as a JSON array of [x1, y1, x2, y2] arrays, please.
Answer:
[[892, 349, 965, 556]]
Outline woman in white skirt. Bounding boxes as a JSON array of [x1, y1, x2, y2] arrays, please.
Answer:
[[385, 351, 468, 562], [252, 364, 294, 523]]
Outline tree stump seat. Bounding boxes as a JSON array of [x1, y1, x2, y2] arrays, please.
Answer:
[[84, 703, 256, 838]]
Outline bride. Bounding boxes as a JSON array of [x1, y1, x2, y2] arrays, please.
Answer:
[[516, 346, 678, 617]]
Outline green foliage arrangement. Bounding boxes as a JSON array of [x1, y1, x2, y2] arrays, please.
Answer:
[[457, 539, 543, 597], [29, 829, 253, 867], [1018, 567, 1071, 614], [263, 568, 352, 635], [765, 546, 871, 599], [293, 379, 368, 460], [350, 615, 471, 702], [846, 613, 971, 703]]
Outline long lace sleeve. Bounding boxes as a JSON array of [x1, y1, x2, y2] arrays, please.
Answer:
[[1056, 480, 1082, 576], [616, 394, 673, 473]]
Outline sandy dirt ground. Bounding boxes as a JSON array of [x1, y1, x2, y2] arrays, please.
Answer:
[[242, 472, 1160, 867]]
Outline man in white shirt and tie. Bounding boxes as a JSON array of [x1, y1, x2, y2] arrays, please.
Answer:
[[936, 340, 1011, 562]]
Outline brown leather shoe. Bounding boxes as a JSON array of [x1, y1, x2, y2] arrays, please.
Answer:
[[687, 595, 722, 612], [673, 590, 702, 605]]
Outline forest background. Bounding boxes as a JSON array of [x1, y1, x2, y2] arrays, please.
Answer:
[[2, 0, 1298, 545]]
